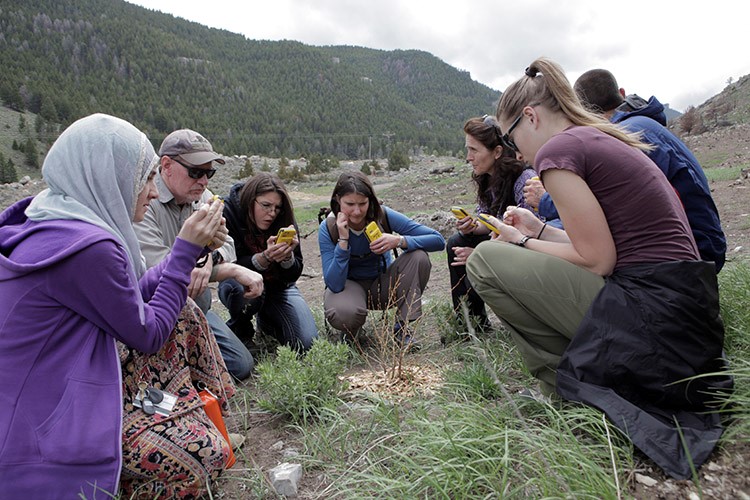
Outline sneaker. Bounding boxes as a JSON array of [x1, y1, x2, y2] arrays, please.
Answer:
[[475, 315, 494, 333], [394, 322, 420, 351]]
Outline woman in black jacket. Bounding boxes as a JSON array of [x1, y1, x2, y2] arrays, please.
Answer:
[[219, 172, 317, 351]]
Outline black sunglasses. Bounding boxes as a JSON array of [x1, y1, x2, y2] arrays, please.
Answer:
[[171, 156, 217, 179], [481, 114, 502, 145], [500, 113, 524, 153]]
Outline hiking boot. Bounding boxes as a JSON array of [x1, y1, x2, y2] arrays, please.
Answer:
[[394, 322, 420, 351]]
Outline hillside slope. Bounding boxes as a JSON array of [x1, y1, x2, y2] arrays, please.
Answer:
[[0, 0, 497, 157]]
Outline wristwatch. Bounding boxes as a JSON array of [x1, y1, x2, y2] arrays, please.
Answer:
[[515, 236, 531, 247], [212, 250, 223, 266]]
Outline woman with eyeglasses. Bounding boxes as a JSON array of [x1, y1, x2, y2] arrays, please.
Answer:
[[219, 172, 318, 352], [0, 114, 241, 498], [466, 57, 731, 479], [320, 170, 445, 348], [446, 115, 541, 335]]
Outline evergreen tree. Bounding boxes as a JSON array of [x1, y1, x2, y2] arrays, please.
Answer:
[[236, 159, 254, 179], [0, 157, 19, 184], [387, 143, 410, 171], [24, 138, 39, 168]]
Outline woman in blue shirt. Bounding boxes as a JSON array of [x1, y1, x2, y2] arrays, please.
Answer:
[[319, 171, 445, 347]]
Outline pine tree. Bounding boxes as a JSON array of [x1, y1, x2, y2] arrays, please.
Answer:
[[25, 138, 39, 168]]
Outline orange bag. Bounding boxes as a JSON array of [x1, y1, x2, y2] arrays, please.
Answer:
[[199, 389, 236, 468]]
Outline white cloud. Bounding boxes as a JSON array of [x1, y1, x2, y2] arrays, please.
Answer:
[[129, 0, 750, 111]]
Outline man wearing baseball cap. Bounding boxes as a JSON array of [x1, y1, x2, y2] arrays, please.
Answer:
[[135, 129, 259, 380]]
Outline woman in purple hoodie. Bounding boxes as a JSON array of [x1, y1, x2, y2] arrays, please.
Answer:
[[0, 114, 247, 498]]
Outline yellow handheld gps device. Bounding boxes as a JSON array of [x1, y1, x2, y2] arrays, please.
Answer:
[[451, 206, 471, 219], [364, 221, 383, 242], [276, 228, 296, 245], [476, 213, 501, 234]]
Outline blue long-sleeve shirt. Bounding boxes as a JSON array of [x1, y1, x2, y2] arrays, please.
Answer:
[[319, 206, 445, 292]]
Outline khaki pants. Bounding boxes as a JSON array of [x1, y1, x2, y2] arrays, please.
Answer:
[[466, 241, 604, 394], [324, 250, 432, 334]]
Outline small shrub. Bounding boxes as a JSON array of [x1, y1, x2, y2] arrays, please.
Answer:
[[256, 339, 350, 423], [387, 144, 410, 171], [306, 153, 338, 174], [236, 159, 254, 179], [445, 361, 501, 400]]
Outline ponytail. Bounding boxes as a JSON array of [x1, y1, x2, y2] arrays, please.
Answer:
[[497, 57, 651, 151]]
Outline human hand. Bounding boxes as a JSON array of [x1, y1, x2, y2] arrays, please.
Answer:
[[456, 215, 477, 235], [483, 214, 524, 243], [207, 221, 229, 251], [369, 232, 399, 255], [179, 199, 225, 248], [523, 177, 545, 209], [233, 266, 264, 299], [264, 239, 295, 263], [450, 246, 474, 266], [188, 261, 212, 299], [335, 212, 349, 240], [501, 206, 544, 238]]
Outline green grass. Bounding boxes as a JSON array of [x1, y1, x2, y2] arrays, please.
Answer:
[[704, 165, 747, 181], [698, 152, 732, 170], [230, 261, 750, 498]]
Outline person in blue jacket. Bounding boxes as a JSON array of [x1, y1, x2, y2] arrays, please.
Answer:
[[526, 68, 726, 272], [319, 171, 445, 347]]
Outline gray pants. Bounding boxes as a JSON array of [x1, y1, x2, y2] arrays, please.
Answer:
[[466, 241, 604, 395], [324, 250, 432, 334]]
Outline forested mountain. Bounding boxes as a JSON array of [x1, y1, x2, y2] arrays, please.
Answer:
[[0, 0, 499, 158]]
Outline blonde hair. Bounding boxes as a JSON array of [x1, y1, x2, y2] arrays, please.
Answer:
[[496, 57, 651, 151]]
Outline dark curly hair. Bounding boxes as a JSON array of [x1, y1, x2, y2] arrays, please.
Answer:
[[464, 116, 527, 216]]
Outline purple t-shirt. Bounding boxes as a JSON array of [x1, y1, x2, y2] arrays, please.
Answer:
[[536, 126, 698, 270]]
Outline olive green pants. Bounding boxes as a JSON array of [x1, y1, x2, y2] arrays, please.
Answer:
[[466, 241, 605, 395]]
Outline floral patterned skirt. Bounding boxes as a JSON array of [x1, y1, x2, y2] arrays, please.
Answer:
[[119, 300, 236, 499]]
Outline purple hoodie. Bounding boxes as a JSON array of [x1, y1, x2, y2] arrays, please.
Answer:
[[0, 198, 201, 498]]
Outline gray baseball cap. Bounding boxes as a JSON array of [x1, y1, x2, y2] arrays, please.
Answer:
[[158, 129, 225, 165]]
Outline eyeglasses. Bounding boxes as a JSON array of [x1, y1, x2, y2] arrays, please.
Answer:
[[481, 114, 502, 145], [500, 113, 524, 153], [171, 157, 217, 179], [255, 200, 284, 215]]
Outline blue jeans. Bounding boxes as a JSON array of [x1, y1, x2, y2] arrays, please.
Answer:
[[195, 289, 254, 380], [218, 280, 318, 352], [205, 310, 254, 380]]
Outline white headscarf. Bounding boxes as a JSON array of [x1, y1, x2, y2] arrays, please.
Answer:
[[26, 113, 158, 321]]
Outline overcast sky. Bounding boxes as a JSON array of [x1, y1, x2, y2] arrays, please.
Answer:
[[128, 0, 750, 112]]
